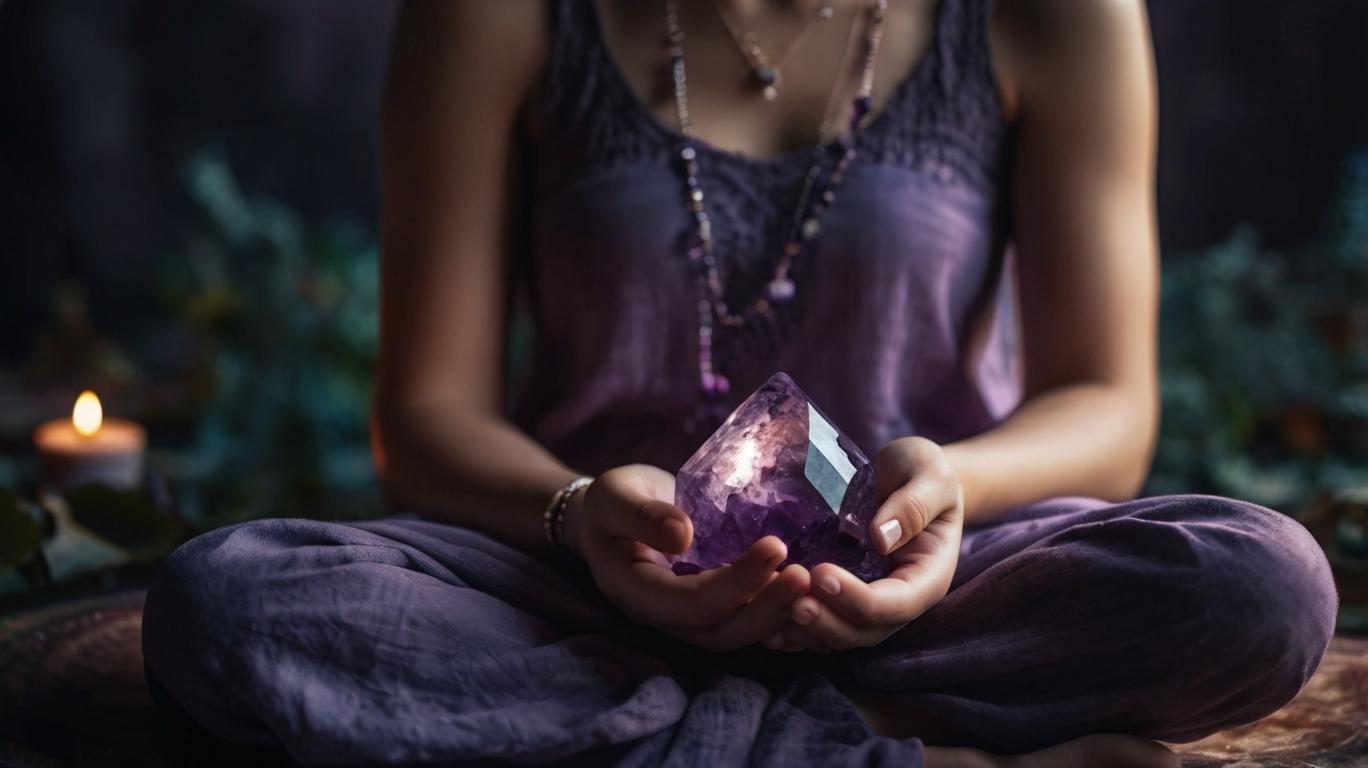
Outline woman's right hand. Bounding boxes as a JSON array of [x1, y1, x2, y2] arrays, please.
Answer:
[[565, 464, 809, 652]]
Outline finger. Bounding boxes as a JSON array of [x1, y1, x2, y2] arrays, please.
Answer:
[[676, 564, 809, 652], [873, 438, 920, 501], [595, 493, 693, 554], [790, 594, 891, 651], [620, 463, 679, 503], [810, 563, 897, 625], [761, 633, 802, 652], [775, 621, 833, 654], [682, 536, 789, 625], [812, 561, 945, 628], [869, 463, 958, 555], [874, 540, 959, 618], [610, 536, 787, 628]]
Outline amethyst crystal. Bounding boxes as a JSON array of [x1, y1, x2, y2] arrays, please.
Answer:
[[673, 372, 890, 581]]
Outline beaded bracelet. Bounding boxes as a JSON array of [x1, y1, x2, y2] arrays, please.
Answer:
[[543, 476, 592, 550]]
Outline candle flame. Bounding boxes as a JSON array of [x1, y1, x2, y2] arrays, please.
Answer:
[[73, 390, 103, 437]]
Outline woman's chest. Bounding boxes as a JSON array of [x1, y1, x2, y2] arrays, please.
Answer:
[[528, 160, 1004, 346]]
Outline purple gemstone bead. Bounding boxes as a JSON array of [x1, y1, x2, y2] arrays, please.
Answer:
[[672, 372, 890, 581], [768, 277, 796, 301], [700, 371, 730, 397], [852, 95, 873, 123]]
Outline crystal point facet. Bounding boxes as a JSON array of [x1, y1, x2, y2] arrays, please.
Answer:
[[673, 372, 890, 581]]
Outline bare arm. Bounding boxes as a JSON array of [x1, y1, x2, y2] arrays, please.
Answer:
[[371, 0, 577, 553], [945, 0, 1161, 524], [374, 3, 801, 652], [776, 0, 1162, 650]]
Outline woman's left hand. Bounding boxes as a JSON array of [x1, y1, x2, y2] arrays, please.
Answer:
[[765, 436, 965, 652]]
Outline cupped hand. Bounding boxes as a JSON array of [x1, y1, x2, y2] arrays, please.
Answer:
[[567, 464, 810, 652], [765, 437, 965, 652]]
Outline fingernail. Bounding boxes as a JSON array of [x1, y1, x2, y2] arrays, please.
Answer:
[[817, 574, 841, 596], [877, 519, 902, 552], [792, 599, 818, 626]]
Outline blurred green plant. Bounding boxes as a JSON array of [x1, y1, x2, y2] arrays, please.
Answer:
[[0, 490, 41, 569], [1146, 149, 1368, 511], [64, 484, 183, 561], [149, 151, 381, 526]]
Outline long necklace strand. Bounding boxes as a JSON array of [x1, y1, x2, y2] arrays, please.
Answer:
[[666, 0, 887, 398]]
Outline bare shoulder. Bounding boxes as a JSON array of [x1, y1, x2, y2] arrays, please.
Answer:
[[387, 0, 549, 114], [988, 0, 1153, 121]]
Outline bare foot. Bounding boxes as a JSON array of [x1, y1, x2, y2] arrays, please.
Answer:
[[925, 735, 1179, 768]]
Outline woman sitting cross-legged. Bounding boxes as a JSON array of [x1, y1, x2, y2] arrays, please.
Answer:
[[143, 0, 1338, 765]]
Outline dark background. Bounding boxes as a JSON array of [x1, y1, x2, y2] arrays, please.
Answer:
[[0, 0, 391, 361], [1, 0, 1367, 528]]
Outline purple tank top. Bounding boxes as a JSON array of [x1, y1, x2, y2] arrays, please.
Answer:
[[513, 0, 1019, 475]]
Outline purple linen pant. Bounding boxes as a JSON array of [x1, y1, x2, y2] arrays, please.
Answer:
[[142, 495, 1337, 766]]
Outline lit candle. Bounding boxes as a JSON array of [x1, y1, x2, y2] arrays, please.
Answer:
[[34, 391, 147, 491]]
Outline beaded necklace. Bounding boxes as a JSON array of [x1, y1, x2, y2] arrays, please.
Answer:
[[664, 0, 888, 399]]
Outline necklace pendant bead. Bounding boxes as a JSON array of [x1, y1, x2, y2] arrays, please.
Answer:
[[701, 371, 731, 398], [801, 218, 821, 240], [754, 65, 780, 101], [768, 277, 796, 302]]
